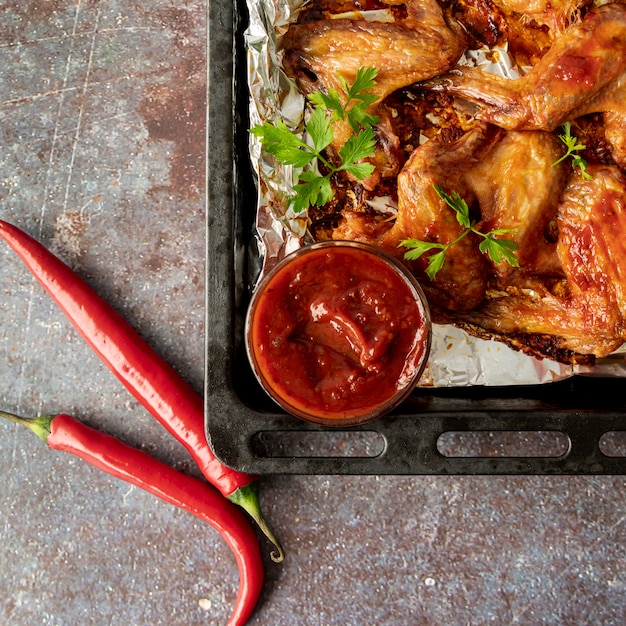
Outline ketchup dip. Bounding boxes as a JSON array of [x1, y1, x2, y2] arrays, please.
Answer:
[[245, 241, 431, 426]]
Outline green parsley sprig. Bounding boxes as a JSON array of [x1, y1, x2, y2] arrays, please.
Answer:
[[250, 67, 380, 214], [552, 121, 592, 180], [400, 185, 519, 281], [308, 67, 380, 133]]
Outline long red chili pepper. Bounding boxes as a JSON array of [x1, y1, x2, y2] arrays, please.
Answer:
[[0, 220, 283, 562], [0, 409, 263, 625]]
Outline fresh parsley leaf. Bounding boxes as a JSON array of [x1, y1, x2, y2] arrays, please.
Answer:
[[342, 66, 378, 101], [553, 121, 592, 180], [400, 239, 448, 281], [424, 249, 447, 281], [344, 160, 376, 181], [434, 186, 471, 229], [306, 104, 334, 153], [292, 170, 333, 214], [338, 67, 381, 132], [250, 120, 316, 168], [400, 185, 519, 280], [401, 238, 445, 261], [338, 128, 377, 174], [308, 89, 343, 118], [308, 67, 380, 133], [479, 235, 520, 266]]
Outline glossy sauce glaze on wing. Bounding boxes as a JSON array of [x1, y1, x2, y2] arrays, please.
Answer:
[[381, 122, 502, 311], [442, 166, 626, 360], [424, 3, 626, 133], [278, 0, 626, 364]]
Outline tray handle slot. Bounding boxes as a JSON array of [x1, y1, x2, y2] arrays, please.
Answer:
[[599, 431, 626, 457], [436, 430, 571, 458], [251, 430, 386, 459]]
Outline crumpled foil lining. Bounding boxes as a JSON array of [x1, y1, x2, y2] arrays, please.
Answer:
[[244, 0, 626, 386]]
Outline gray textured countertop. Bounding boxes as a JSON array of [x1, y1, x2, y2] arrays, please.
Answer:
[[1, 2, 626, 625]]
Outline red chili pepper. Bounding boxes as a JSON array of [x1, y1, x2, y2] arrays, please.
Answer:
[[0, 409, 263, 626], [0, 220, 283, 562]]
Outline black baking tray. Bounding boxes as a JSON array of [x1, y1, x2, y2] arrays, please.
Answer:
[[205, 0, 626, 475]]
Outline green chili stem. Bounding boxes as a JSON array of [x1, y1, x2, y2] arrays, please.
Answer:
[[228, 482, 285, 563], [0, 409, 53, 442]]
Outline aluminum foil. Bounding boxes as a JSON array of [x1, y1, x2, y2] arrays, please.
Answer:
[[243, 0, 623, 386]]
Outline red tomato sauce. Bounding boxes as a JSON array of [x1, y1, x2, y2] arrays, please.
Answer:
[[246, 243, 430, 424]]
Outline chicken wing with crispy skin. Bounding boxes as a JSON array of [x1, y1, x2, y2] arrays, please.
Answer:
[[282, 0, 467, 106], [448, 165, 626, 360], [281, 0, 468, 185], [378, 123, 567, 310], [451, 0, 590, 66], [423, 2, 626, 132], [491, 0, 587, 32], [558, 165, 626, 318], [464, 129, 568, 277], [381, 123, 502, 311]]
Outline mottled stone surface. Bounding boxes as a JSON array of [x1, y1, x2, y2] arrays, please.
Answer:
[[1, 2, 626, 625]]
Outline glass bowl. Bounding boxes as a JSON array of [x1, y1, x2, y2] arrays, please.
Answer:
[[245, 241, 431, 427]]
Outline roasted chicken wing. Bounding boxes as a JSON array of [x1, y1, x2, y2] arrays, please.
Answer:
[[424, 3, 626, 133], [379, 124, 568, 308], [451, 0, 590, 65], [282, 0, 466, 106], [464, 129, 567, 277], [381, 123, 500, 311], [282, 0, 467, 185], [446, 165, 626, 360]]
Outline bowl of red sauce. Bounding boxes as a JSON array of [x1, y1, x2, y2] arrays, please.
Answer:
[[245, 241, 431, 426]]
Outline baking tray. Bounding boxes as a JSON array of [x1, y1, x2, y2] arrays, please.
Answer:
[[205, 0, 626, 475]]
